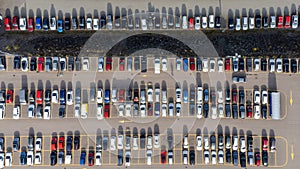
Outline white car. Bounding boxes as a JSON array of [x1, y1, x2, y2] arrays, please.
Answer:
[[175, 88, 181, 102], [65, 154, 71, 165], [0, 153, 4, 168], [292, 15, 298, 29], [236, 17, 241, 30], [162, 58, 167, 71], [217, 59, 224, 72], [93, 18, 99, 30], [218, 104, 224, 118], [5, 152, 12, 166], [270, 16, 276, 28], [86, 17, 92, 30], [27, 150, 34, 166], [254, 58, 260, 71], [196, 136, 202, 151], [95, 151, 102, 166], [146, 150, 152, 165], [154, 134, 160, 148], [132, 136, 138, 150], [254, 105, 261, 119], [97, 88, 103, 103], [232, 136, 238, 150], [119, 104, 124, 117], [242, 16, 248, 30], [217, 89, 223, 103], [19, 18, 27, 30], [276, 58, 283, 72], [254, 90, 260, 104], [147, 135, 153, 149], [182, 16, 188, 29], [262, 91, 268, 105], [50, 17, 56, 30], [117, 135, 124, 150], [125, 104, 131, 117], [59, 57, 66, 71], [13, 106, 20, 119], [202, 16, 207, 28], [161, 103, 167, 117], [140, 104, 146, 117], [211, 106, 217, 119], [209, 59, 215, 72], [28, 104, 35, 118], [67, 90, 73, 105], [110, 136, 116, 150], [35, 137, 42, 151], [34, 152, 42, 165], [98, 57, 104, 72], [0, 103, 5, 120], [240, 137, 246, 152], [52, 90, 58, 103], [142, 18, 147, 30], [232, 57, 239, 72], [196, 103, 202, 118], [204, 136, 209, 150], [195, 17, 201, 30], [175, 103, 181, 116], [209, 15, 214, 28], [168, 102, 174, 117], [44, 106, 51, 120], [204, 150, 209, 164], [21, 57, 28, 71], [147, 88, 153, 102], [97, 104, 103, 120], [269, 59, 275, 72], [183, 135, 188, 149], [249, 16, 255, 29], [218, 150, 224, 164], [202, 58, 208, 72], [82, 58, 89, 71]]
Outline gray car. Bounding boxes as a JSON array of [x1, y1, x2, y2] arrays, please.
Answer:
[[127, 57, 132, 71], [141, 57, 147, 72], [134, 57, 140, 70], [45, 57, 52, 72]]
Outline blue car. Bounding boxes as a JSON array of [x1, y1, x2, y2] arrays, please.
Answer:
[[35, 17, 42, 30], [43, 17, 49, 31], [183, 58, 188, 72], [80, 151, 86, 165], [104, 90, 110, 103], [60, 89, 66, 105], [20, 151, 27, 165], [57, 19, 63, 33]]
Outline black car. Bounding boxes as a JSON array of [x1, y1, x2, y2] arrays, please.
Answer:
[[283, 58, 289, 72], [261, 105, 267, 119], [247, 135, 253, 151], [261, 58, 267, 71], [203, 103, 209, 118], [115, 15, 120, 29], [228, 18, 234, 30], [64, 17, 70, 30], [140, 129, 146, 149], [43, 17, 49, 30], [255, 15, 261, 28], [232, 150, 238, 166], [72, 17, 78, 30], [14, 56, 21, 69], [246, 58, 252, 72], [189, 150, 195, 165], [196, 58, 202, 71], [68, 57, 74, 71], [215, 16, 221, 28], [232, 104, 238, 119], [225, 104, 231, 117], [262, 151, 268, 166], [50, 151, 57, 166], [225, 89, 230, 103], [226, 149, 231, 163], [240, 152, 246, 168], [126, 88, 132, 101], [263, 17, 268, 28], [134, 57, 140, 70], [100, 15, 106, 29], [79, 16, 85, 29], [141, 57, 147, 72], [238, 58, 244, 71], [239, 104, 245, 119], [66, 136, 73, 151], [121, 15, 127, 29], [74, 136, 80, 150], [291, 59, 297, 73], [75, 57, 81, 71], [239, 90, 245, 104], [59, 106, 65, 118]]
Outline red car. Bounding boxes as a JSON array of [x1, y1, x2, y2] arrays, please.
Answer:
[[247, 105, 253, 118], [147, 103, 153, 116], [119, 57, 125, 71], [255, 152, 261, 166], [28, 17, 34, 32], [225, 58, 230, 71], [118, 89, 125, 102], [88, 152, 94, 166], [51, 137, 57, 151], [59, 136, 65, 150], [232, 88, 237, 103], [38, 57, 44, 71], [106, 57, 112, 71], [161, 150, 167, 164], [284, 15, 291, 28], [12, 16, 19, 30], [262, 138, 268, 151], [6, 90, 13, 103], [189, 58, 195, 71], [36, 90, 43, 104], [189, 18, 194, 30], [4, 17, 11, 31], [104, 104, 110, 118], [277, 16, 283, 28]]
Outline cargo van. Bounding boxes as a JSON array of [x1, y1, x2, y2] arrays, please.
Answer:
[[19, 89, 27, 105]]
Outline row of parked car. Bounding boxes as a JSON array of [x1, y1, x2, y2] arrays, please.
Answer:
[[0, 131, 276, 167], [2, 55, 300, 73], [3, 9, 299, 32]]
